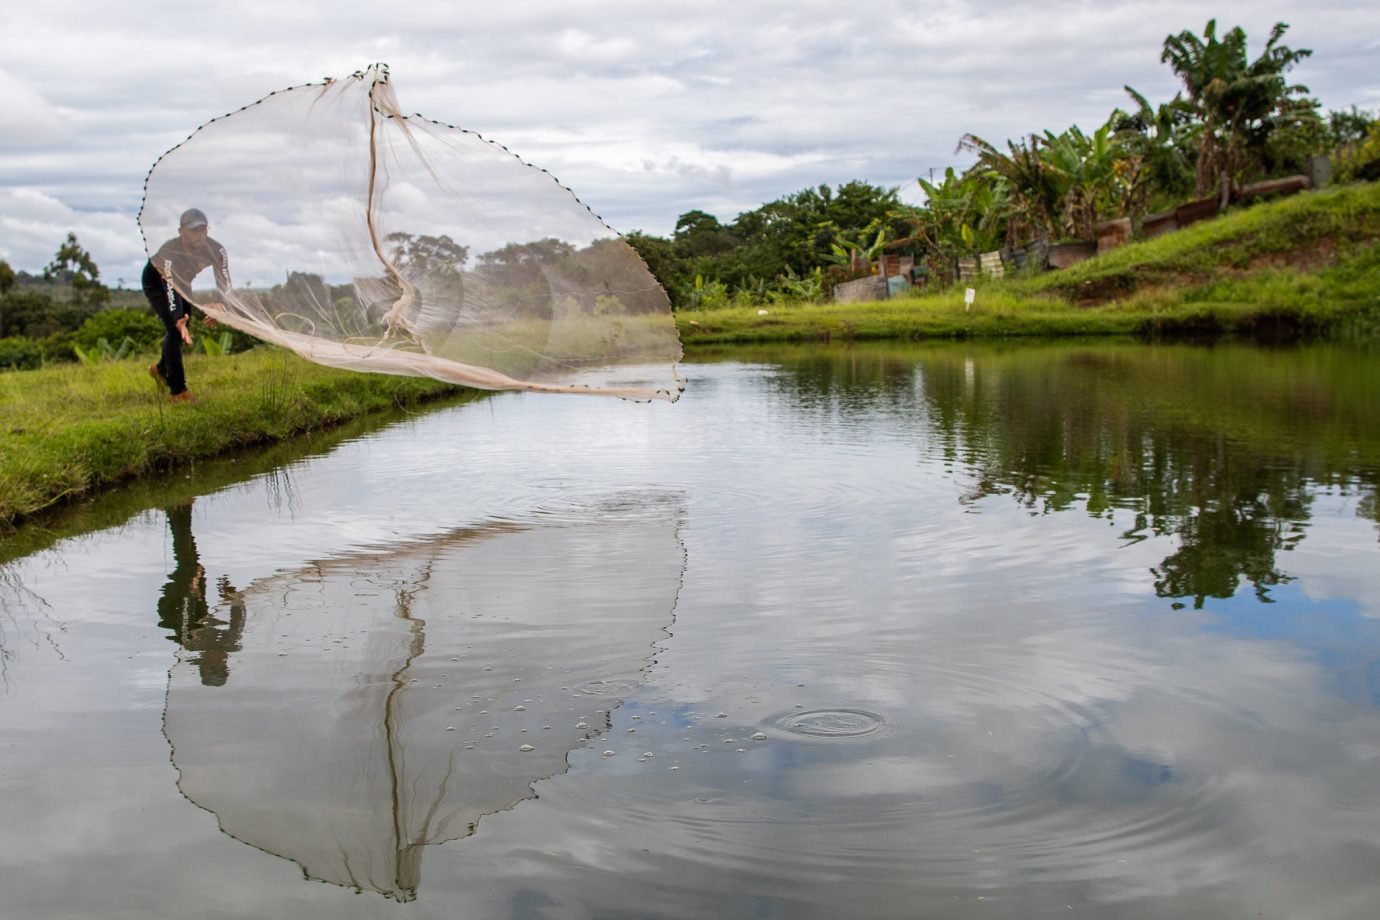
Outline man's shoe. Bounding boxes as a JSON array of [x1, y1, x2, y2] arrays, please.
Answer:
[[148, 362, 166, 387], [169, 391, 195, 403]]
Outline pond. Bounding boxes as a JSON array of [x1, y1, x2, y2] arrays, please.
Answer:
[[2, 340, 1379, 919]]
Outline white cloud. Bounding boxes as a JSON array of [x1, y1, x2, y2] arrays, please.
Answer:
[[0, 68, 72, 149], [0, 188, 146, 285]]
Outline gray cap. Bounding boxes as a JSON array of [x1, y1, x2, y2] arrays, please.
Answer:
[[179, 208, 209, 229]]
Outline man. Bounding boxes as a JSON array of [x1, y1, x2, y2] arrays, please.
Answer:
[[143, 208, 230, 402]]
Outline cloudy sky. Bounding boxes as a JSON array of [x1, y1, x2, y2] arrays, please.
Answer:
[[1, 0, 1376, 285]]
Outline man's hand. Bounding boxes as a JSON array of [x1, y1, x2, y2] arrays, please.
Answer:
[[201, 302, 223, 329], [175, 315, 192, 345]]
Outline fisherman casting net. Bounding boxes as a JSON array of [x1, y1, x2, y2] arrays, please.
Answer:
[[138, 65, 683, 401]]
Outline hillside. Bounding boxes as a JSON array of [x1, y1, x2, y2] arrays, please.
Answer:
[[1020, 181, 1380, 305], [677, 181, 1380, 345]]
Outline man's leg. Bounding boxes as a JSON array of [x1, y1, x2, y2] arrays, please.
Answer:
[[160, 315, 187, 395], [142, 263, 188, 395]]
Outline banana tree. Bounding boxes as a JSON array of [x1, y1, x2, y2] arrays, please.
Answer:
[[825, 222, 889, 276], [1112, 87, 1196, 221], [1159, 20, 1314, 207], [912, 167, 1008, 257], [1039, 123, 1130, 240], [956, 133, 1063, 245]]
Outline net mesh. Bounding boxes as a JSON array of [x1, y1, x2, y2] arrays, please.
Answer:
[[138, 64, 683, 401]]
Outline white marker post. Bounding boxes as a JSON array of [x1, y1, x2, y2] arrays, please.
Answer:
[[964, 288, 976, 312]]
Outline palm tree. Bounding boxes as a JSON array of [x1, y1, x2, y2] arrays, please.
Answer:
[[1159, 20, 1314, 207]]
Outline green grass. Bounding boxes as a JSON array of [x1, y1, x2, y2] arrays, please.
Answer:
[[0, 348, 474, 529], [677, 292, 1145, 344], [677, 181, 1380, 345], [1020, 187, 1374, 292]]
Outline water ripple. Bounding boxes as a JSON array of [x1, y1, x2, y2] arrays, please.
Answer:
[[769, 708, 892, 740]]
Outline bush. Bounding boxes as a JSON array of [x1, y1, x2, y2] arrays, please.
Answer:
[[39, 330, 78, 363], [74, 308, 162, 352], [0, 290, 96, 338], [1336, 122, 1380, 183], [187, 313, 256, 354], [0, 336, 43, 371], [73, 336, 144, 364], [685, 275, 731, 310]]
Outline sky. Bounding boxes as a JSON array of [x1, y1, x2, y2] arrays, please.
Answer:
[[1, 0, 1376, 286]]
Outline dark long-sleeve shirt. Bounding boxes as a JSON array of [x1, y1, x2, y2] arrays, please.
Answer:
[[149, 236, 232, 320]]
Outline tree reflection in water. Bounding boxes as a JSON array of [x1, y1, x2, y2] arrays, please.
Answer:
[[754, 341, 1380, 609]]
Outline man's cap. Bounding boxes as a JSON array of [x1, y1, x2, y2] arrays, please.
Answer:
[[179, 208, 209, 229]]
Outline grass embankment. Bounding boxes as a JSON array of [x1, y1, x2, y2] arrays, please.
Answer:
[[677, 181, 1380, 345], [0, 349, 472, 530]]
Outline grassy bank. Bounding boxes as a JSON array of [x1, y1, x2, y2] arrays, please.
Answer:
[[0, 349, 473, 529], [677, 181, 1380, 345]]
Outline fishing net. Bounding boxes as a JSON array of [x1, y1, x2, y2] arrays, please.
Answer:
[[138, 64, 683, 401]]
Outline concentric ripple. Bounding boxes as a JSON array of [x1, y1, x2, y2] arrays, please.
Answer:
[[570, 638, 1247, 901], [770, 708, 892, 740], [576, 678, 642, 696]]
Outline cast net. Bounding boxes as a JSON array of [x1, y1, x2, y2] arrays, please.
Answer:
[[138, 64, 683, 401]]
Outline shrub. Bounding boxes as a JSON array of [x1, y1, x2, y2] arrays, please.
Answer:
[[73, 337, 142, 364], [74, 308, 162, 352], [0, 336, 43, 371], [1336, 122, 1380, 183], [39, 330, 79, 363], [0, 290, 94, 338], [685, 275, 730, 310], [187, 314, 256, 354]]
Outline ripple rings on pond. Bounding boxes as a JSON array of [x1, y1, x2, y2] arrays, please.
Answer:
[[576, 678, 643, 696], [770, 708, 893, 741]]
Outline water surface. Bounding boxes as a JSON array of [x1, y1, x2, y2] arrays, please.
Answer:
[[3, 340, 1379, 919]]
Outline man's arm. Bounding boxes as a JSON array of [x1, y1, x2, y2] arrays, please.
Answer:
[[212, 240, 232, 294], [202, 241, 233, 328], [159, 260, 193, 344]]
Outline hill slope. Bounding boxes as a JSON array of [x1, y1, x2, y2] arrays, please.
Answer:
[[678, 182, 1380, 345]]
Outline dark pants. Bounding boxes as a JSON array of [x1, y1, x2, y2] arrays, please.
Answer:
[[142, 260, 188, 395]]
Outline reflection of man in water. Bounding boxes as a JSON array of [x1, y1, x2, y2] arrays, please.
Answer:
[[157, 500, 245, 686]]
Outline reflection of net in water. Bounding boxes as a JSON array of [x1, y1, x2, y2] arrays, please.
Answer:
[[138, 64, 683, 402], [1, 566, 69, 689], [163, 500, 684, 901]]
